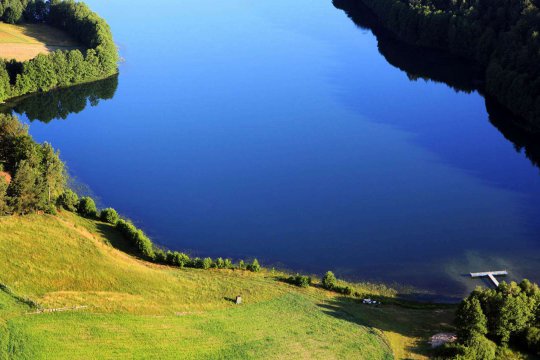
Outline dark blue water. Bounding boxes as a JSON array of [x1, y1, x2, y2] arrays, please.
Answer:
[[16, 0, 540, 298]]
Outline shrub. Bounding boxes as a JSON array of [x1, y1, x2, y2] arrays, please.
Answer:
[[191, 257, 203, 268], [215, 257, 225, 269], [238, 260, 246, 270], [100, 207, 119, 224], [44, 203, 57, 215], [247, 259, 261, 272], [154, 248, 167, 263], [288, 274, 312, 288], [115, 219, 155, 260], [322, 271, 337, 290], [202, 257, 213, 269], [173, 252, 190, 268], [57, 189, 78, 212], [77, 196, 97, 218], [134, 229, 155, 260], [165, 250, 174, 264], [224, 258, 233, 269], [341, 286, 353, 295]]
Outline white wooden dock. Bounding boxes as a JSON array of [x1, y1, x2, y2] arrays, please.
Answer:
[[470, 270, 508, 287]]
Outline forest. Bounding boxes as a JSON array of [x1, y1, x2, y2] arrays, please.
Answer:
[[448, 280, 540, 359], [338, 0, 540, 128], [0, 0, 118, 102]]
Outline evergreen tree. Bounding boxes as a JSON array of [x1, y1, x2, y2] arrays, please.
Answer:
[[455, 297, 488, 341]]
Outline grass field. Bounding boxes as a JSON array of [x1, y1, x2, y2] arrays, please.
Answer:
[[0, 212, 456, 359], [0, 22, 79, 61]]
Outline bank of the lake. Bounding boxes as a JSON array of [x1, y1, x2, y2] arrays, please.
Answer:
[[0, 212, 457, 359], [19, 0, 540, 299]]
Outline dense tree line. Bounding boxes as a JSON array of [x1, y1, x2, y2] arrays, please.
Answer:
[[448, 280, 540, 359], [335, 0, 540, 127], [0, 0, 118, 102], [0, 113, 66, 214]]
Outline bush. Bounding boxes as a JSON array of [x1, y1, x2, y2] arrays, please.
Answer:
[[134, 229, 155, 260], [322, 271, 337, 290], [44, 203, 57, 215], [288, 274, 312, 288], [238, 260, 246, 270], [77, 196, 97, 218], [115, 219, 155, 260], [154, 248, 167, 263], [57, 189, 78, 212], [215, 257, 225, 269], [202, 257, 213, 269], [100, 207, 119, 224], [173, 252, 190, 267], [341, 286, 353, 295], [247, 259, 261, 272], [191, 257, 203, 268], [224, 258, 233, 269]]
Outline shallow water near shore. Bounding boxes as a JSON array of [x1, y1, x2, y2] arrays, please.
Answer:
[[15, 0, 540, 299]]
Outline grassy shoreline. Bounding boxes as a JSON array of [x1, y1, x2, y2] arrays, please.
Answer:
[[0, 211, 457, 359]]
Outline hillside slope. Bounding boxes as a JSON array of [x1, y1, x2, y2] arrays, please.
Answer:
[[0, 212, 453, 359]]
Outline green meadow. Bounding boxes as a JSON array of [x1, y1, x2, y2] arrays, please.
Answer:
[[0, 212, 455, 359]]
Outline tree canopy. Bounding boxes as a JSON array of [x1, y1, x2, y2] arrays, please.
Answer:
[[0, 0, 118, 103], [335, 0, 540, 127], [0, 113, 66, 214]]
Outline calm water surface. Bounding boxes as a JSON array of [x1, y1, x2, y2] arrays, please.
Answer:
[[17, 0, 540, 298]]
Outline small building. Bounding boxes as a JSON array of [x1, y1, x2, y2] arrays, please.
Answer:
[[235, 296, 242, 305]]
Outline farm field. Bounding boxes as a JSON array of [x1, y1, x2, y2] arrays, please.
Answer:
[[0, 212, 455, 359], [0, 22, 79, 61]]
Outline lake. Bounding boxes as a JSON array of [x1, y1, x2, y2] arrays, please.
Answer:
[[13, 0, 540, 300]]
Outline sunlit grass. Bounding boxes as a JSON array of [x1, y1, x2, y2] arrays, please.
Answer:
[[0, 22, 79, 61], [0, 212, 456, 358]]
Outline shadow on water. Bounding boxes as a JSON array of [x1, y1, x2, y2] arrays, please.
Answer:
[[332, 0, 540, 171], [0, 74, 118, 123], [318, 295, 456, 358]]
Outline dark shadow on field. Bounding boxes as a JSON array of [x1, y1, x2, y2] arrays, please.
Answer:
[[318, 295, 456, 358], [0, 74, 118, 123], [19, 22, 80, 48], [94, 222, 142, 258]]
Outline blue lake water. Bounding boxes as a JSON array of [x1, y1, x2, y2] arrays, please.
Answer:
[[15, 0, 540, 298]]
